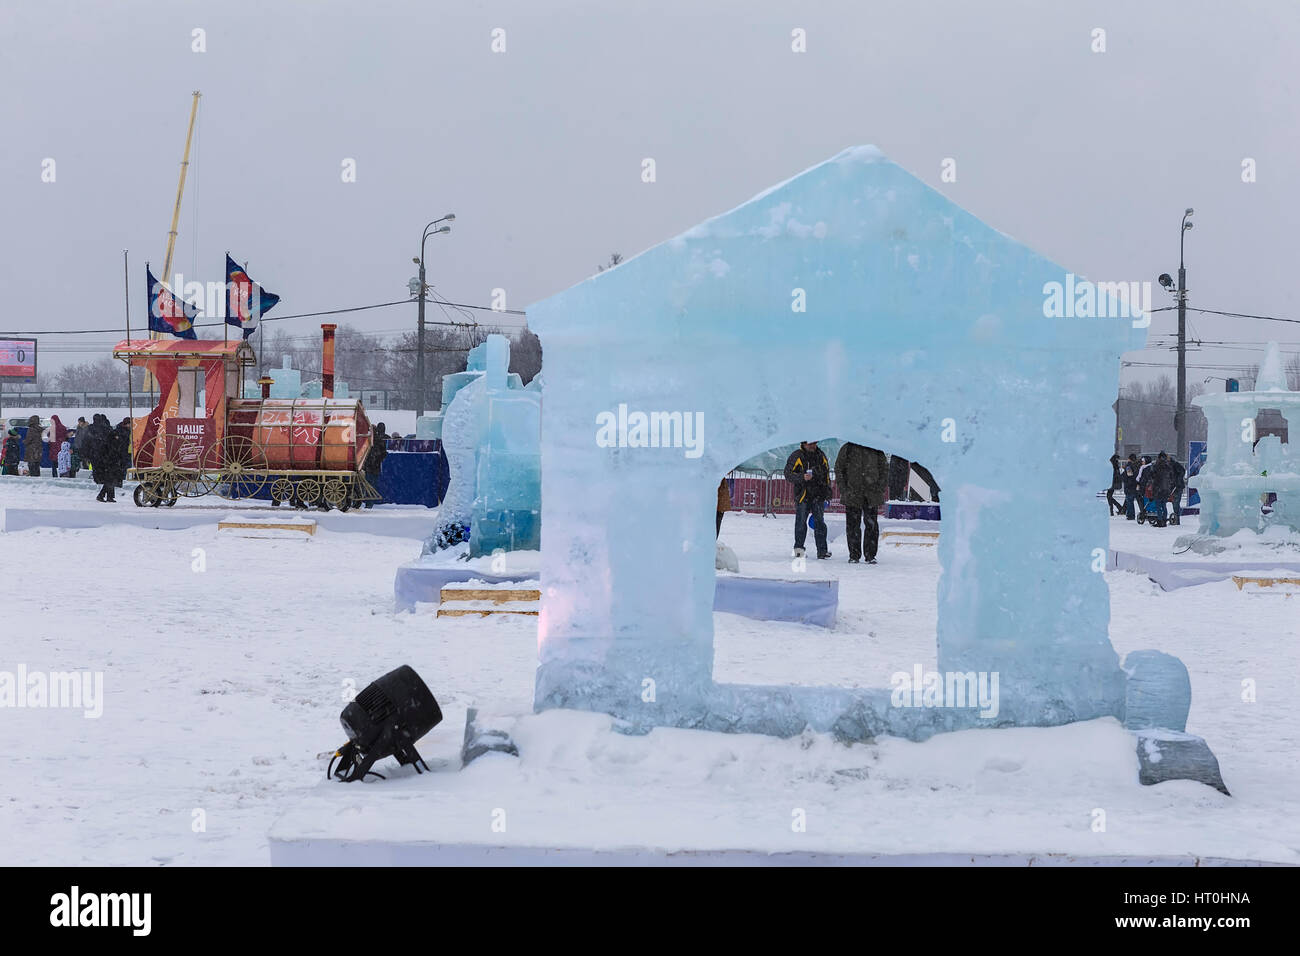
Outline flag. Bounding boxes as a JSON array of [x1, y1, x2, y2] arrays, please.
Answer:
[[146, 267, 199, 339], [226, 254, 280, 339]]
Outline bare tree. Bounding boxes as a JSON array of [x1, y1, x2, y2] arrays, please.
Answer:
[[1115, 375, 1207, 455], [596, 252, 623, 273], [509, 326, 543, 384]]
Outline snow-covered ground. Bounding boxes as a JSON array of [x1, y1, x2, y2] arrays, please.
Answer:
[[1, 483, 1297, 864]]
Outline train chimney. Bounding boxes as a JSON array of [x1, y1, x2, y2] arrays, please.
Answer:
[[321, 323, 337, 398], [258, 375, 274, 399]]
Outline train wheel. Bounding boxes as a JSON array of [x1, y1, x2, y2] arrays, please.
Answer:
[[135, 436, 217, 498], [217, 435, 269, 500], [296, 478, 322, 505], [323, 478, 348, 511], [270, 477, 294, 505], [133, 482, 153, 508]]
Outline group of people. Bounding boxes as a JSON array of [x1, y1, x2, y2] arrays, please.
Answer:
[[1, 414, 132, 501], [712, 440, 893, 563], [1108, 451, 1185, 527], [780, 440, 890, 563]]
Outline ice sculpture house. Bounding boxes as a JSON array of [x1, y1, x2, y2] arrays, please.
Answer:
[[1193, 341, 1299, 537], [526, 146, 1197, 754]]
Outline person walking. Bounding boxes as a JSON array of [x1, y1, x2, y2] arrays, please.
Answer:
[[834, 442, 889, 564], [47, 414, 68, 451], [784, 440, 831, 558], [23, 415, 43, 477], [716, 477, 731, 539], [1135, 455, 1154, 523], [2, 427, 20, 475], [1106, 453, 1123, 516], [115, 419, 131, 488], [362, 422, 388, 508], [1169, 455, 1186, 526], [1121, 453, 1140, 520], [1150, 451, 1178, 527], [72, 417, 90, 478], [87, 414, 117, 501]]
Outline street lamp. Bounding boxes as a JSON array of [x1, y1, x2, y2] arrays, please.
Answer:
[[1159, 208, 1194, 463], [413, 215, 455, 417]]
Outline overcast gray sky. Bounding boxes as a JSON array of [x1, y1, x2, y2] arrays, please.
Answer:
[[2, 0, 1298, 385]]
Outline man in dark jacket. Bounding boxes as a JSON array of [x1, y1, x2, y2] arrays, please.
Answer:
[[1150, 451, 1178, 526], [2, 428, 20, 474], [1121, 453, 1140, 520], [24, 415, 43, 476], [87, 414, 117, 501], [1169, 456, 1186, 525], [784, 440, 831, 558], [835, 442, 889, 563]]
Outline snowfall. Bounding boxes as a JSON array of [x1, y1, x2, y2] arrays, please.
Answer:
[[1, 476, 1297, 865]]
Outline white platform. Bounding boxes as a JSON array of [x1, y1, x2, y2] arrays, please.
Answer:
[[269, 841, 1271, 867], [1109, 548, 1300, 591], [0, 506, 438, 540], [267, 710, 1295, 867]]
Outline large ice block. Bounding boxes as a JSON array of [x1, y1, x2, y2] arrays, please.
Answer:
[[526, 145, 1152, 741]]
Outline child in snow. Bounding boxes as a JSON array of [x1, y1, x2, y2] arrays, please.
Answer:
[[57, 440, 72, 477]]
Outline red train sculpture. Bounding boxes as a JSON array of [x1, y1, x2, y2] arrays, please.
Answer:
[[112, 326, 380, 509]]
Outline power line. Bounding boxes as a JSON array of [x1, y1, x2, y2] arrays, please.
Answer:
[[1146, 305, 1300, 325], [0, 296, 526, 337]]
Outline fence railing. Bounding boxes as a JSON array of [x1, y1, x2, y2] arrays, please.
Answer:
[[0, 389, 402, 410]]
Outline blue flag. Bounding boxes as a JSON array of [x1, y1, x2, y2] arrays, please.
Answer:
[[146, 267, 199, 339], [226, 255, 280, 339]]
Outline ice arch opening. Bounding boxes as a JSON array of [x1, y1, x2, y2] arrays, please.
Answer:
[[527, 146, 1146, 741], [712, 434, 943, 690]]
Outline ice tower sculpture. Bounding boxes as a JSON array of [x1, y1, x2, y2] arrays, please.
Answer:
[[1193, 341, 1299, 536], [526, 145, 1208, 754], [426, 334, 541, 556]]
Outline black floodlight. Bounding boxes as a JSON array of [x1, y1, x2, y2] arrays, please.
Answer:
[[1158, 273, 1174, 289], [328, 665, 443, 782]]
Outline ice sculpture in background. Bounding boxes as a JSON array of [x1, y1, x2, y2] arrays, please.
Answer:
[[526, 145, 1187, 747], [423, 335, 541, 556], [1193, 341, 1299, 536]]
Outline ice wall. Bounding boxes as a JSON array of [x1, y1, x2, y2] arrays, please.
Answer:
[[527, 145, 1150, 740]]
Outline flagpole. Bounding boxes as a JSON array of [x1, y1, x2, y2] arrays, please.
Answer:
[[146, 261, 154, 413], [223, 251, 229, 349], [124, 250, 133, 455]]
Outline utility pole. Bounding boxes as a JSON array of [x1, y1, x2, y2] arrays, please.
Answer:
[[417, 256, 426, 417], [1175, 208, 1193, 462], [413, 215, 455, 417]]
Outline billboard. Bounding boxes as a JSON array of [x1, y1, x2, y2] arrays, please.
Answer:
[[0, 338, 37, 382]]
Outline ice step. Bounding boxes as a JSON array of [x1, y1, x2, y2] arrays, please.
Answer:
[[437, 600, 539, 618]]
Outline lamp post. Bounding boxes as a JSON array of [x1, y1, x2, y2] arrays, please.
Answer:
[[1158, 209, 1194, 461], [1175, 208, 1193, 461], [413, 215, 455, 417]]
